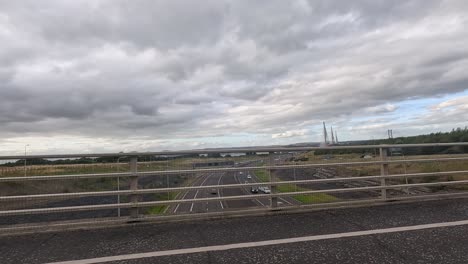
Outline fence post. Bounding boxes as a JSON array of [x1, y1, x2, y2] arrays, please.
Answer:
[[129, 157, 139, 218], [269, 152, 278, 209], [379, 147, 388, 200]]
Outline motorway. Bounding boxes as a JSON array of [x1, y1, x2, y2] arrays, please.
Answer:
[[169, 163, 299, 214], [170, 170, 264, 214], [2, 198, 468, 263], [170, 172, 227, 214]]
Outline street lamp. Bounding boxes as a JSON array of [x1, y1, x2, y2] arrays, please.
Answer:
[[24, 144, 29, 177]]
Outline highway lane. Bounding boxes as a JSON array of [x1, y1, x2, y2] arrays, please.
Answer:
[[171, 171, 228, 214], [170, 172, 211, 214], [239, 168, 300, 207], [220, 171, 259, 209], [233, 170, 269, 207], [169, 154, 301, 214], [170, 169, 267, 214], [190, 172, 225, 213]]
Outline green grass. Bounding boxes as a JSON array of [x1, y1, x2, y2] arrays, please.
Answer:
[[276, 183, 338, 204], [276, 184, 297, 193], [147, 205, 167, 215], [146, 192, 179, 215], [254, 169, 269, 182]]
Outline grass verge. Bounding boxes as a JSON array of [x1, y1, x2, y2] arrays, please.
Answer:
[[146, 192, 178, 215], [254, 169, 269, 182], [277, 183, 338, 204]]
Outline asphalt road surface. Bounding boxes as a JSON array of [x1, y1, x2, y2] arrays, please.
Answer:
[[2, 198, 468, 264], [169, 159, 301, 215], [170, 170, 264, 214], [170, 172, 227, 214]]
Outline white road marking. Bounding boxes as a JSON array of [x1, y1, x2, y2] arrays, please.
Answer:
[[255, 198, 265, 207], [174, 173, 207, 214], [174, 191, 191, 213], [190, 173, 211, 213], [247, 170, 268, 207], [217, 173, 224, 209], [173, 204, 180, 213], [279, 197, 293, 206], [46, 219, 468, 264]]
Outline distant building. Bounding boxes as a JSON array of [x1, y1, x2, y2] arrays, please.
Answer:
[[192, 160, 235, 168]]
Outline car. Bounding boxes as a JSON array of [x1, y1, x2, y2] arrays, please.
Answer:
[[250, 187, 258, 193], [239, 172, 243, 175], [259, 187, 271, 194], [247, 174, 252, 179], [210, 188, 217, 195]]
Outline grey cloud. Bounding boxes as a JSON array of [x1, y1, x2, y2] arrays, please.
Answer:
[[422, 52, 468, 67], [0, 0, 467, 151], [1, 0, 228, 50]]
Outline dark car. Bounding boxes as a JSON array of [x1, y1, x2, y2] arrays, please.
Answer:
[[251, 187, 258, 193]]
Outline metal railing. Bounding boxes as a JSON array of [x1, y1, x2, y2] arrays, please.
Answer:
[[1, 143, 468, 231]]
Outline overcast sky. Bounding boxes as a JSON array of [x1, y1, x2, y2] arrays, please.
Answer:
[[1, 0, 468, 155]]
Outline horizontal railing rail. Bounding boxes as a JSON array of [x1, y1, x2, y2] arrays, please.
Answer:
[[2, 170, 468, 202], [2, 156, 468, 182], [2, 180, 468, 216]]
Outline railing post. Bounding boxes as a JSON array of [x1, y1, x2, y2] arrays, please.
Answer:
[[129, 157, 139, 219], [269, 152, 278, 209], [379, 147, 388, 200]]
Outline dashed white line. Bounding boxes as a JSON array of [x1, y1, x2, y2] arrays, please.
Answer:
[[190, 173, 212, 213], [255, 198, 265, 207], [174, 173, 207, 214], [174, 191, 190, 213], [46, 219, 468, 264], [279, 197, 293, 206], [173, 204, 180, 213], [217, 173, 225, 210]]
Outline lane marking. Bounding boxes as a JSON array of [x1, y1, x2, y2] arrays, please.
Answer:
[[255, 198, 265, 207], [173, 203, 180, 213], [173, 190, 190, 213], [174, 172, 207, 214], [190, 173, 211, 213], [46, 219, 468, 264], [217, 172, 224, 210], [279, 197, 293, 206], [247, 170, 268, 207]]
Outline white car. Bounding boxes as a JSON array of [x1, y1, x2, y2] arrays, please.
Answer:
[[247, 175, 252, 179], [239, 172, 243, 175], [258, 187, 271, 194]]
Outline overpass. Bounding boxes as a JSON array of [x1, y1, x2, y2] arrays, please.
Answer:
[[1, 143, 468, 263]]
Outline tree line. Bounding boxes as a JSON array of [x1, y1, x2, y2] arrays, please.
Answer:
[[317, 127, 468, 155]]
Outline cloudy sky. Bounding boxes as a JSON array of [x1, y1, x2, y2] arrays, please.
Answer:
[[1, 0, 468, 155]]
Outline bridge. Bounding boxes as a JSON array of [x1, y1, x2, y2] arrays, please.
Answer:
[[1, 143, 468, 263]]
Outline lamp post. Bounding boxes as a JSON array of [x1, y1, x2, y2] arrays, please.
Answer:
[[24, 144, 29, 177]]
